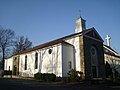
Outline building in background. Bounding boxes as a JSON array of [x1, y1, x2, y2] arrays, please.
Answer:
[[104, 41, 120, 77]]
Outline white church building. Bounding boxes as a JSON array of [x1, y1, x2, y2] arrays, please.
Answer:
[[5, 16, 120, 80]]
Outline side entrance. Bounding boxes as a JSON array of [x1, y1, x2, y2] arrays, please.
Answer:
[[12, 56, 19, 75]]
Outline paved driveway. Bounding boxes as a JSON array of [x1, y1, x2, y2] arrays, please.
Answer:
[[0, 78, 120, 90]]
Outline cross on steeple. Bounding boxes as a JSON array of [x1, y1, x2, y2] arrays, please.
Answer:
[[105, 35, 111, 46]]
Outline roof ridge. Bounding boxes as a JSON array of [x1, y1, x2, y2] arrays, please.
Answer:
[[103, 44, 118, 54], [19, 28, 93, 54]]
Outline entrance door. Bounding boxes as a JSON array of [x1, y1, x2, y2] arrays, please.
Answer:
[[13, 65, 17, 75], [13, 56, 19, 75], [92, 66, 97, 78], [90, 46, 98, 78]]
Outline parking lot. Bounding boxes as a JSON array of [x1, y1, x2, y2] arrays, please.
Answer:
[[0, 78, 120, 90]]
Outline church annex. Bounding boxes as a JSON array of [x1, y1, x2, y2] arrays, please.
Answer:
[[5, 17, 106, 80]]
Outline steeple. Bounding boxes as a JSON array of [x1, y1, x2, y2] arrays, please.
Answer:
[[75, 16, 86, 33]]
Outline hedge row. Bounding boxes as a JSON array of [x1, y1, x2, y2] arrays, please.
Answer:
[[34, 73, 56, 82], [4, 70, 12, 75]]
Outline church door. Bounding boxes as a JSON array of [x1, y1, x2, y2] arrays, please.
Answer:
[[12, 56, 19, 75], [13, 65, 17, 75], [92, 66, 97, 78]]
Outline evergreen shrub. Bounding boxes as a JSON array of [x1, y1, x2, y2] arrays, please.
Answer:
[[67, 69, 83, 82], [34, 73, 56, 82]]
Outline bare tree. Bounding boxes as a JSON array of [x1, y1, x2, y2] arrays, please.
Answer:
[[13, 36, 32, 55], [0, 28, 15, 70]]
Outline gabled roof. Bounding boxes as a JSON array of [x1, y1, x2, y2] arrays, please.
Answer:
[[84, 27, 103, 42], [19, 28, 100, 54]]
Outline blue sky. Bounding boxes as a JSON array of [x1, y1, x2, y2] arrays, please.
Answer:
[[0, 0, 120, 53]]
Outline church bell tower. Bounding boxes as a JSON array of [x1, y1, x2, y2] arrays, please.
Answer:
[[75, 16, 86, 33]]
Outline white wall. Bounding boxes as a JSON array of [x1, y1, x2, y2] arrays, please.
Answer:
[[65, 36, 81, 71], [19, 52, 35, 77], [62, 43, 74, 77], [40, 44, 62, 77], [4, 57, 13, 71], [5, 36, 81, 78], [19, 43, 63, 77]]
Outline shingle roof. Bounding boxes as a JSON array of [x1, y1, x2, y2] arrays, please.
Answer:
[[19, 28, 95, 54], [19, 39, 63, 54], [104, 44, 118, 54]]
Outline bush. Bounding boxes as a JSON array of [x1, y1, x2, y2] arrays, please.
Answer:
[[4, 70, 12, 75], [44, 73, 56, 82], [34, 73, 56, 82], [67, 69, 83, 82], [34, 73, 42, 80]]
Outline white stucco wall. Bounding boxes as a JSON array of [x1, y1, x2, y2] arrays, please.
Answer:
[[19, 43, 63, 77], [4, 57, 13, 71], [19, 51, 35, 77], [40, 44, 62, 77], [5, 35, 82, 78], [62, 43, 74, 77], [65, 36, 81, 71]]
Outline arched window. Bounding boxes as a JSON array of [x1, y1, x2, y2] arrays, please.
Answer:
[[69, 61, 72, 69], [35, 53, 38, 69], [48, 49, 52, 54], [90, 46, 98, 78], [90, 46, 97, 65], [9, 66, 10, 71], [25, 55, 27, 70]]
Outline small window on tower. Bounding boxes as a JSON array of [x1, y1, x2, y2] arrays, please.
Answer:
[[69, 61, 72, 69]]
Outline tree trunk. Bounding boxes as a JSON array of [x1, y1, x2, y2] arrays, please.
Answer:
[[2, 48, 5, 71], [0, 48, 5, 77]]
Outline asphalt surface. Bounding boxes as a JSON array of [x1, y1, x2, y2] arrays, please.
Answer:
[[0, 78, 120, 90]]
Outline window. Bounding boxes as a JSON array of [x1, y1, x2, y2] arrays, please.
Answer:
[[90, 46, 97, 65], [14, 57, 17, 60], [90, 46, 98, 78], [9, 66, 10, 71], [48, 49, 52, 54], [25, 55, 27, 70], [69, 61, 72, 69], [35, 53, 38, 69], [91, 47, 96, 56]]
